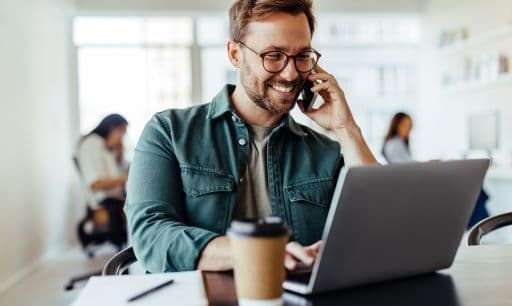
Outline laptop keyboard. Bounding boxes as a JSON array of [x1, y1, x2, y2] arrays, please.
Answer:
[[286, 270, 312, 284]]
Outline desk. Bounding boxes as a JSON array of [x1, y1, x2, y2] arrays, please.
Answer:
[[203, 245, 512, 306]]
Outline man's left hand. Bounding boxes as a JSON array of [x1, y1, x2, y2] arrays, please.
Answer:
[[299, 65, 356, 131], [285, 240, 324, 271]]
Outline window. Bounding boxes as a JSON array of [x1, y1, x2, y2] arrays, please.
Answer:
[[74, 16, 193, 152]]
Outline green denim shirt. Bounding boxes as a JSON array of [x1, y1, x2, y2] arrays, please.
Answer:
[[125, 85, 344, 272]]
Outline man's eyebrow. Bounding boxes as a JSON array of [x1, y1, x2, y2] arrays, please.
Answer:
[[261, 44, 313, 53]]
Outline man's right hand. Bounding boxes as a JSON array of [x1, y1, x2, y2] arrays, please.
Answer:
[[197, 236, 233, 271]]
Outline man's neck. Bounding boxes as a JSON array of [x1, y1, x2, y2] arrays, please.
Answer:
[[231, 85, 284, 127]]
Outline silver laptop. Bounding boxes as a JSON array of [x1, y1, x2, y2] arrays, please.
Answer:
[[283, 159, 489, 295]]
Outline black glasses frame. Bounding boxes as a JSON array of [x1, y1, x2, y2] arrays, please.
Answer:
[[236, 41, 321, 73]]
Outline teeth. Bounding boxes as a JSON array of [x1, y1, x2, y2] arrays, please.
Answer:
[[271, 84, 293, 93]]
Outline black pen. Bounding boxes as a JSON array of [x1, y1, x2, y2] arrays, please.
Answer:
[[127, 279, 174, 302]]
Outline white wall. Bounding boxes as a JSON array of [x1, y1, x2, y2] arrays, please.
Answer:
[[0, 0, 79, 292]]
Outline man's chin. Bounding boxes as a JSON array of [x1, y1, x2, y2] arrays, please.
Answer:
[[270, 99, 296, 114]]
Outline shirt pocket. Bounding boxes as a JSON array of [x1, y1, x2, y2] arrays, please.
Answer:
[[285, 177, 335, 245], [181, 166, 235, 233]]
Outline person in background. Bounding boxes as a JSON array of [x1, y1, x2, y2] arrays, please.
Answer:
[[76, 113, 129, 245], [382, 112, 413, 163]]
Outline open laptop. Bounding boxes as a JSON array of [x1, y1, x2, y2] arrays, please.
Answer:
[[283, 159, 489, 295]]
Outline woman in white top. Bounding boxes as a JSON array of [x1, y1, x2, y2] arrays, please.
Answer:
[[76, 114, 129, 245], [382, 112, 413, 163]]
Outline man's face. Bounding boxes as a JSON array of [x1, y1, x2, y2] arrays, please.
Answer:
[[239, 12, 312, 115]]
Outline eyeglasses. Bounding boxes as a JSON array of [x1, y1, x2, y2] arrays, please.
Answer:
[[236, 41, 321, 73]]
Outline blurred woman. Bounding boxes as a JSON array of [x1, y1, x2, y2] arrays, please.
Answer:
[[76, 113, 129, 245], [382, 112, 413, 163]]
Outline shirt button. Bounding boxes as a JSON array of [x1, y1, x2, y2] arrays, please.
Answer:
[[238, 139, 247, 146], [239, 178, 244, 183], [231, 115, 236, 122]]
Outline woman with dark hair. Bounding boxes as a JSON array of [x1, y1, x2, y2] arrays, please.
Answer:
[[76, 113, 129, 245], [382, 112, 413, 163]]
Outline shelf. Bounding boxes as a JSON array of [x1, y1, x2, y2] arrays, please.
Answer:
[[438, 25, 512, 56], [441, 74, 512, 94]]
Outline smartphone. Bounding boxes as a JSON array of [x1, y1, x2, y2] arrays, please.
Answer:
[[298, 80, 317, 112]]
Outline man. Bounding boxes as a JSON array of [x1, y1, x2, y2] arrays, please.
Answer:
[[125, 0, 377, 273]]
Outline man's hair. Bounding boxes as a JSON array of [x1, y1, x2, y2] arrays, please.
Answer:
[[229, 0, 316, 42]]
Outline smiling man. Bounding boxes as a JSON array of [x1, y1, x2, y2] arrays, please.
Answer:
[[125, 0, 377, 273]]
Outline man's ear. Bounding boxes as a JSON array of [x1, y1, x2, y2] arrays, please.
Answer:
[[227, 40, 241, 69]]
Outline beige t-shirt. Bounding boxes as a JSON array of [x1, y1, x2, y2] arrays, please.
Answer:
[[233, 124, 273, 219]]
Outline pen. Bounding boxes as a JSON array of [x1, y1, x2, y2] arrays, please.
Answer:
[[127, 279, 174, 302]]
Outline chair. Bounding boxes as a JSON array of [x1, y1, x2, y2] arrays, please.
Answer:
[[65, 157, 127, 290], [73, 157, 126, 256], [467, 212, 512, 245], [103, 246, 137, 276]]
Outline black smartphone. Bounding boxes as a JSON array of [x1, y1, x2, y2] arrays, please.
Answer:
[[298, 80, 317, 112]]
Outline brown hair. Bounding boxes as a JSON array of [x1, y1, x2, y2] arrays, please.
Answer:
[[383, 112, 412, 149], [229, 0, 316, 42]]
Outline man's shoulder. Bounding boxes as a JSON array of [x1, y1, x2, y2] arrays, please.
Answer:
[[154, 102, 211, 122], [294, 121, 339, 147]]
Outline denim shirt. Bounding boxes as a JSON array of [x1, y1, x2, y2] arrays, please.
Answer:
[[125, 85, 344, 272]]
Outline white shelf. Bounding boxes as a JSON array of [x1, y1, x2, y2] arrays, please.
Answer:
[[438, 25, 512, 56], [441, 74, 512, 94]]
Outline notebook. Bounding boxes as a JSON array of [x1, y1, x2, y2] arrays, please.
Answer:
[[71, 270, 208, 306]]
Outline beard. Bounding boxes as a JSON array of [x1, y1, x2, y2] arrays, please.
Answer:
[[240, 60, 305, 115]]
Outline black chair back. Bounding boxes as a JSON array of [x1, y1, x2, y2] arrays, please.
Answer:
[[103, 246, 137, 275]]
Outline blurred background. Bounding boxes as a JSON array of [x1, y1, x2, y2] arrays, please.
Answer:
[[1, 0, 512, 305]]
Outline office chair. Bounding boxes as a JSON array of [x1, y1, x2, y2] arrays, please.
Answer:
[[65, 157, 127, 290], [73, 157, 126, 256], [467, 212, 512, 245], [102, 246, 137, 276]]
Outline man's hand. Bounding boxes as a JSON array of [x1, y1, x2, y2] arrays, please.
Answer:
[[299, 65, 355, 131], [300, 64, 378, 166], [197, 236, 233, 271], [285, 241, 324, 271]]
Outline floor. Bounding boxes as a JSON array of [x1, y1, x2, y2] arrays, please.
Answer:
[[0, 246, 116, 306]]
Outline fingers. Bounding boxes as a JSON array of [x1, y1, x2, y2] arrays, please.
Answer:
[[308, 65, 336, 84], [312, 64, 327, 74], [307, 67, 344, 101], [305, 240, 324, 254], [285, 253, 298, 270], [286, 241, 315, 267]]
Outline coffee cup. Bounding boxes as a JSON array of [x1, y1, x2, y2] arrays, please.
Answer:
[[228, 216, 289, 306]]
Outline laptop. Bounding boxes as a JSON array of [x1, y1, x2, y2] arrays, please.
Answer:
[[283, 159, 489, 295]]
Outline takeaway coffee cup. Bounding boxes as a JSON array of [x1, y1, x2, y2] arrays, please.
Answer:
[[227, 217, 290, 306]]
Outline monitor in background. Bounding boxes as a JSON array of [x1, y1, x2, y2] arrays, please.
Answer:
[[468, 111, 499, 153]]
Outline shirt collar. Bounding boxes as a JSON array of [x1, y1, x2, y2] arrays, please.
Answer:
[[207, 84, 307, 137]]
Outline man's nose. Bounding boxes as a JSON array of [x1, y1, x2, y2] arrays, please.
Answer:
[[278, 58, 299, 81]]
